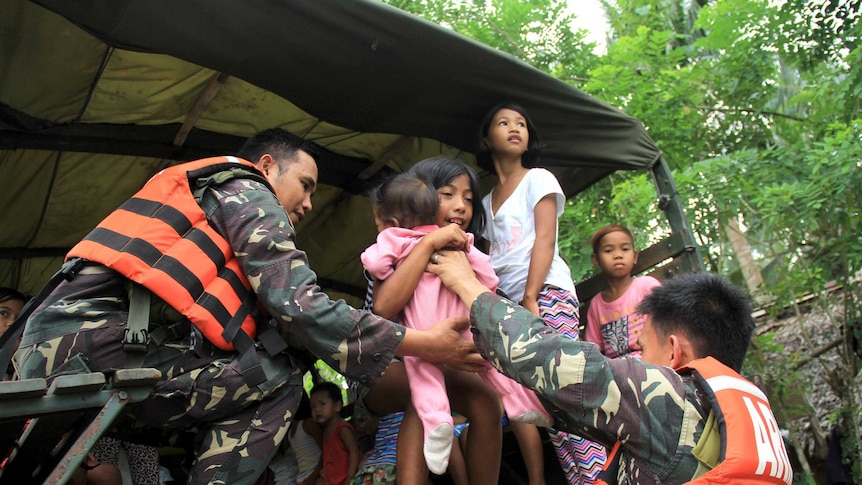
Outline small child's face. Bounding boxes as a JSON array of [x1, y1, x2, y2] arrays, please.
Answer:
[[310, 392, 342, 425], [592, 230, 638, 278]]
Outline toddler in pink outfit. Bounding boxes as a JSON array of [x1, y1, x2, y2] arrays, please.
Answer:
[[361, 173, 552, 475]]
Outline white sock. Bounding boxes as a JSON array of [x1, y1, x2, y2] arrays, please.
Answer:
[[509, 409, 553, 428], [424, 422, 453, 475]]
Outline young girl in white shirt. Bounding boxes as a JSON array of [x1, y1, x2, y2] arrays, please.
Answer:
[[477, 101, 606, 484]]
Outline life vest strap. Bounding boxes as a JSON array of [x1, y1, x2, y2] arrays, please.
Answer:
[[257, 325, 288, 356], [221, 290, 257, 343], [124, 283, 151, 369], [231, 331, 267, 387]]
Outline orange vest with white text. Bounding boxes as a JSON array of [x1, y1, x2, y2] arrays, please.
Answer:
[[596, 357, 793, 485], [67, 156, 269, 352], [682, 357, 793, 484]]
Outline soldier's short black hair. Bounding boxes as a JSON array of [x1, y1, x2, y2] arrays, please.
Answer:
[[637, 272, 754, 372], [371, 173, 438, 229], [310, 381, 343, 404], [237, 128, 320, 169]]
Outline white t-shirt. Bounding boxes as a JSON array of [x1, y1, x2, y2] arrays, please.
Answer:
[[481, 168, 575, 302]]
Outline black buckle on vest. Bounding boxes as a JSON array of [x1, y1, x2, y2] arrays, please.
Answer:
[[123, 328, 149, 353], [61, 257, 86, 281]]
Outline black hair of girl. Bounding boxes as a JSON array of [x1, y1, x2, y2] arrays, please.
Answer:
[[0, 287, 28, 306], [406, 157, 486, 236], [475, 101, 544, 172]]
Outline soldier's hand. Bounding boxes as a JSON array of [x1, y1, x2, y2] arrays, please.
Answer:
[[427, 250, 489, 307], [423, 317, 487, 372]]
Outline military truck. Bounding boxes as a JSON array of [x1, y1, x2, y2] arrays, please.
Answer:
[[0, 1, 702, 483]]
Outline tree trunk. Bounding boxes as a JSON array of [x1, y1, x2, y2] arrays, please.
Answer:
[[724, 216, 765, 301]]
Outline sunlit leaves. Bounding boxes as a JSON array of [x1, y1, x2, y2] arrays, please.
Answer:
[[383, 0, 601, 86]]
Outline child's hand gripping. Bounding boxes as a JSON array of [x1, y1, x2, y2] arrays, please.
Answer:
[[425, 223, 470, 253]]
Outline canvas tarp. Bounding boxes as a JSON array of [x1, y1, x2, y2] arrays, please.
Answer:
[[0, 0, 662, 304]]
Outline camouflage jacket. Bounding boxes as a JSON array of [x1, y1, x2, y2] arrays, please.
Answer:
[[469, 292, 714, 484], [20, 175, 403, 387]]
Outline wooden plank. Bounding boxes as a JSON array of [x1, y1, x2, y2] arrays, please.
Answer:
[[632, 232, 687, 274], [0, 370, 160, 485], [0, 378, 47, 400], [0, 390, 113, 420], [111, 368, 161, 388], [49, 372, 106, 395]]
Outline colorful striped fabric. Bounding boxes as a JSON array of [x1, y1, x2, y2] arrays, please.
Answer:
[[361, 412, 402, 468], [547, 430, 608, 484], [538, 286, 606, 484], [537, 286, 581, 339]]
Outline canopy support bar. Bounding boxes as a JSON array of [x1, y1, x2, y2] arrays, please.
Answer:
[[651, 155, 704, 276], [157, 72, 231, 171]]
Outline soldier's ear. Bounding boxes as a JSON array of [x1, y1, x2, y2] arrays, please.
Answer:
[[668, 334, 695, 369], [258, 153, 275, 177]]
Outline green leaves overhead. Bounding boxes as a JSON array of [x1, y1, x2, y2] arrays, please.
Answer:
[[385, 0, 601, 85]]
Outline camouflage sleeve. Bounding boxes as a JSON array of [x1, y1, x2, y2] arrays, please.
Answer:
[[208, 179, 404, 387], [469, 292, 707, 481]]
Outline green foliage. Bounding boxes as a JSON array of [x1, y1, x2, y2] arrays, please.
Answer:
[[382, 0, 601, 85], [706, 121, 862, 304], [588, 1, 862, 477], [380, 0, 862, 479], [304, 360, 350, 406], [560, 172, 666, 281], [587, 26, 709, 167]]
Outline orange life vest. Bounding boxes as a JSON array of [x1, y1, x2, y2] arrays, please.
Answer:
[[67, 156, 269, 352], [683, 357, 793, 484], [596, 357, 793, 485]]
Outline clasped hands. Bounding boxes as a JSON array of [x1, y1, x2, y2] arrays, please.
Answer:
[[422, 248, 494, 372]]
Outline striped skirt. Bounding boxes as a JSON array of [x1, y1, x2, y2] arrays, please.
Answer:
[[538, 285, 607, 485]]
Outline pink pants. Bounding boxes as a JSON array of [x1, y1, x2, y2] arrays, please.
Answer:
[[404, 329, 549, 446]]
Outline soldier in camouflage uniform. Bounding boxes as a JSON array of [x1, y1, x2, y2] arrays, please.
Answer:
[[430, 254, 792, 484], [14, 129, 483, 485]]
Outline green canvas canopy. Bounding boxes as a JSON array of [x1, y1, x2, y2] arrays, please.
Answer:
[[0, 0, 663, 304]]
